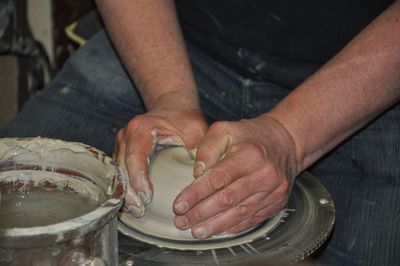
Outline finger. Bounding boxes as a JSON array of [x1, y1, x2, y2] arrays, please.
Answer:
[[174, 168, 281, 229], [173, 149, 257, 215], [190, 192, 266, 239], [123, 179, 146, 217], [223, 180, 289, 234], [124, 126, 158, 205], [190, 186, 288, 239], [114, 131, 145, 217], [174, 142, 277, 215], [193, 122, 233, 177]]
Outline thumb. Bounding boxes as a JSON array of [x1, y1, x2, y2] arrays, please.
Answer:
[[193, 122, 232, 178]]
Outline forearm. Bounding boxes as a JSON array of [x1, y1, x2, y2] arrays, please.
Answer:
[[268, 0, 400, 172], [95, 0, 199, 110]]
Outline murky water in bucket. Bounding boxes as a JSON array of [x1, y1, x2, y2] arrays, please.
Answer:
[[0, 169, 107, 229], [0, 187, 99, 228]]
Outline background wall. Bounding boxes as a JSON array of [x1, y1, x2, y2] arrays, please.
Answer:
[[0, 0, 53, 129], [28, 0, 54, 62], [0, 0, 95, 130], [0, 56, 19, 129]]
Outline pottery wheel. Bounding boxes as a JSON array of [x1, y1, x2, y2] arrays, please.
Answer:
[[118, 147, 335, 264]]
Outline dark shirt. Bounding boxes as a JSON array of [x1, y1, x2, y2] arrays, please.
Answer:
[[176, 0, 394, 88]]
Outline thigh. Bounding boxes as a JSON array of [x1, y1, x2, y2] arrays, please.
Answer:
[[0, 30, 145, 154], [312, 103, 400, 266]]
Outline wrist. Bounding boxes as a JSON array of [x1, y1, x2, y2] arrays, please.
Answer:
[[258, 113, 304, 175], [147, 89, 200, 111]]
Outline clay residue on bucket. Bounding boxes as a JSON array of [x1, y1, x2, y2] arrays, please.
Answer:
[[0, 137, 125, 265], [0, 137, 125, 235]]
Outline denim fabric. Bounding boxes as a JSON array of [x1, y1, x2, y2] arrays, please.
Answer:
[[1, 30, 400, 266]]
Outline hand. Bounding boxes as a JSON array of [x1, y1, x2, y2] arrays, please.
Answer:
[[173, 114, 299, 238], [114, 102, 207, 217]]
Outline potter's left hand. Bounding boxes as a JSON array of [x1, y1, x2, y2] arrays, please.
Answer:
[[173, 114, 300, 238]]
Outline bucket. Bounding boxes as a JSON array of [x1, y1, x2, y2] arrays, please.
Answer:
[[0, 137, 125, 266]]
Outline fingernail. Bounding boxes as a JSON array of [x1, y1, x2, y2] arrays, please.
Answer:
[[193, 161, 206, 177], [193, 226, 208, 239], [174, 216, 189, 229], [128, 205, 145, 217], [174, 200, 189, 213]]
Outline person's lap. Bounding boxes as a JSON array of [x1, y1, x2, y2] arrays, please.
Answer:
[[310, 105, 400, 265], [1, 29, 399, 266]]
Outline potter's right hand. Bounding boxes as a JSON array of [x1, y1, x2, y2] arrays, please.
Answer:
[[114, 103, 207, 217]]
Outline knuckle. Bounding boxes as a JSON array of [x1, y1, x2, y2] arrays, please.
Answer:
[[196, 145, 214, 160], [126, 115, 146, 132], [215, 188, 236, 208], [192, 120, 208, 135], [187, 185, 201, 202], [257, 167, 274, 188], [258, 166, 289, 192], [209, 121, 232, 133], [125, 148, 139, 161], [209, 170, 231, 190], [237, 202, 253, 218], [245, 143, 266, 160]]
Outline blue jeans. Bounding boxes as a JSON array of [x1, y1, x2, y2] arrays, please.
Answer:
[[2, 30, 400, 266]]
